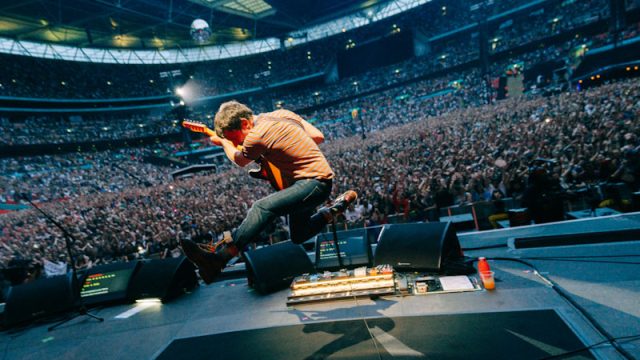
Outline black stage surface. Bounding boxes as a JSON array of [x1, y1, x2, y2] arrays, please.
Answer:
[[2, 213, 640, 359], [158, 310, 593, 359]]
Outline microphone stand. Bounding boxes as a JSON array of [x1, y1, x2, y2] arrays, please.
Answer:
[[19, 194, 104, 331], [330, 216, 344, 268]]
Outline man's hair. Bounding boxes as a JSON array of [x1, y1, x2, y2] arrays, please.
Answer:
[[214, 100, 253, 137]]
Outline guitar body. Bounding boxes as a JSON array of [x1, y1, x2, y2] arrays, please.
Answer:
[[248, 158, 292, 191], [182, 120, 292, 191]]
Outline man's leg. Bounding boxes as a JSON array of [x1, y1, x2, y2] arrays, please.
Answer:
[[233, 179, 331, 248], [181, 179, 330, 284], [290, 189, 359, 244]]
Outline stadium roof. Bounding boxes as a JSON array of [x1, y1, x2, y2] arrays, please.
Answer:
[[0, 0, 431, 63], [0, 0, 402, 49]]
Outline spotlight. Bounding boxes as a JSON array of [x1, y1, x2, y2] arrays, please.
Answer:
[[175, 87, 184, 96], [135, 298, 162, 304]]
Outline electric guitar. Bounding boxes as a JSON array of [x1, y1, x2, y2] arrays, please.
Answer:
[[182, 120, 292, 191]]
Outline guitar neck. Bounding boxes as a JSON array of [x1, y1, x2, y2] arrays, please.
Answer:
[[182, 120, 244, 151], [202, 128, 216, 137]]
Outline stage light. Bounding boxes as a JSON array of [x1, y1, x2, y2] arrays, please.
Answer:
[[149, 79, 154, 83], [578, 80, 583, 83], [175, 87, 184, 96], [590, 76, 595, 80], [179, 100, 185, 106], [545, 118, 552, 123], [627, 67, 631, 71], [106, 81, 112, 85], [635, 66, 639, 70], [135, 298, 162, 304], [596, 74, 600, 79], [190, 19, 211, 44]]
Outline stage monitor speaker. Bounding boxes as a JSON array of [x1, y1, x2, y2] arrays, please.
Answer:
[[80, 261, 141, 306], [633, 191, 640, 211], [243, 241, 314, 294], [508, 208, 531, 227], [127, 257, 198, 303], [3, 272, 78, 328], [374, 222, 463, 272]]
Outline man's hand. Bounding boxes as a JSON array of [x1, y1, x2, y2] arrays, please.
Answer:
[[209, 134, 223, 146]]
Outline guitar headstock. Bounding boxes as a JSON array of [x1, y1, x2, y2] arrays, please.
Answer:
[[182, 120, 209, 134]]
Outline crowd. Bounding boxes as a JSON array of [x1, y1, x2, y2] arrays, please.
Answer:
[[0, 147, 175, 203], [488, 0, 610, 54], [0, 113, 180, 145], [0, 0, 633, 149], [1, 77, 638, 271], [1, 0, 639, 275]]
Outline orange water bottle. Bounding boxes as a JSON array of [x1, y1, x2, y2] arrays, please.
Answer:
[[477, 257, 495, 290], [477, 257, 490, 273]]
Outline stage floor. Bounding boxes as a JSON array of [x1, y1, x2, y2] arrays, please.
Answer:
[[2, 214, 640, 359]]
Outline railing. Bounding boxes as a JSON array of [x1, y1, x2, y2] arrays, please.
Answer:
[[321, 182, 636, 233]]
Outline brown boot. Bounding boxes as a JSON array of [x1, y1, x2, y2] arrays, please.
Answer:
[[180, 239, 238, 284], [318, 190, 358, 223]]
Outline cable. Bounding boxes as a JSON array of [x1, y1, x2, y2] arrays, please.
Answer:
[[351, 285, 383, 360], [0, 331, 11, 360], [520, 257, 640, 265], [538, 334, 640, 360], [462, 243, 508, 251], [483, 257, 635, 360], [521, 254, 640, 259]]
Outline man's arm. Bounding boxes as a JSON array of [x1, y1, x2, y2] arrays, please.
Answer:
[[211, 134, 253, 167], [299, 118, 325, 144]]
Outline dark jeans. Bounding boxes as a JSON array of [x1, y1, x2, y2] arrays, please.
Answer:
[[232, 179, 332, 248]]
